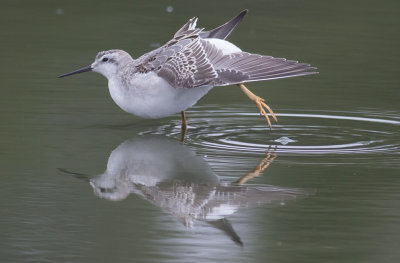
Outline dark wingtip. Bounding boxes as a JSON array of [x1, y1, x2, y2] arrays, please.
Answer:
[[237, 9, 249, 20], [200, 9, 250, 40]]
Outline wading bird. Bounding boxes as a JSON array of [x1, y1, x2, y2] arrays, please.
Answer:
[[59, 10, 317, 136]]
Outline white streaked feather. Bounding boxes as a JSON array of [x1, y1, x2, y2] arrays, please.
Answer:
[[189, 17, 198, 30]]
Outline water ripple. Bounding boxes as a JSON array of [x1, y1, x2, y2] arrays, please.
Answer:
[[141, 106, 400, 166]]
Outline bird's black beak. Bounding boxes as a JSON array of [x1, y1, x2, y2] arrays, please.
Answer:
[[58, 65, 92, 78]]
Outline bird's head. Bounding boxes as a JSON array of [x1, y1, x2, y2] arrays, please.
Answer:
[[58, 49, 133, 80]]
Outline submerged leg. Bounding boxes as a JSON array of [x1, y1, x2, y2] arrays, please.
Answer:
[[234, 147, 277, 185], [180, 111, 187, 142], [237, 83, 278, 129]]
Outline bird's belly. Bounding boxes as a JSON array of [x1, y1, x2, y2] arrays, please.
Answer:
[[108, 72, 213, 118]]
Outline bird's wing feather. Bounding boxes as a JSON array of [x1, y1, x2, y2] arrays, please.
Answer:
[[211, 52, 318, 86], [132, 17, 204, 74], [156, 38, 317, 89], [174, 17, 200, 38], [156, 38, 219, 88], [133, 13, 317, 88], [199, 9, 248, 40]]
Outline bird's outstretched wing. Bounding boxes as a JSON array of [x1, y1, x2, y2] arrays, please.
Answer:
[[132, 10, 247, 78], [133, 11, 317, 89], [210, 51, 318, 86], [156, 37, 317, 88], [132, 17, 203, 75]]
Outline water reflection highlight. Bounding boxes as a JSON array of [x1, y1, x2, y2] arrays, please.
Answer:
[[61, 135, 308, 246]]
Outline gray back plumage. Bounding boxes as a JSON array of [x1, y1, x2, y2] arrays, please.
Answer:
[[133, 10, 317, 89]]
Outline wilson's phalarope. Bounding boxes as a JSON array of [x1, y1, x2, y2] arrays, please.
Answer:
[[59, 10, 317, 134]]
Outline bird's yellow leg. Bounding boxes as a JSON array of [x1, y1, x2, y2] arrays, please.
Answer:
[[238, 83, 278, 129], [180, 111, 187, 142], [234, 148, 277, 185]]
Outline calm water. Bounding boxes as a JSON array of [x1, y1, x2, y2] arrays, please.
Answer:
[[1, 0, 399, 262]]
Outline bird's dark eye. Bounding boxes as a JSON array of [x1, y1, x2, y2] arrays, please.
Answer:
[[102, 57, 108, 62]]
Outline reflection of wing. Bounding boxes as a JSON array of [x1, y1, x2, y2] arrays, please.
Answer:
[[204, 184, 307, 219], [132, 181, 308, 226], [132, 181, 217, 227]]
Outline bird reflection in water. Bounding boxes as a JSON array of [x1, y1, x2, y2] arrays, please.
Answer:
[[60, 136, 308, 246]]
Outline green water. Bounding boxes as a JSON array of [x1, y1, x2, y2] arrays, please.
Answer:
[[1, 0, 399, 262]]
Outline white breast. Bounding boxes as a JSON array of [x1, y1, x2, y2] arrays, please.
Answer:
[[108, 72, 212, 118]]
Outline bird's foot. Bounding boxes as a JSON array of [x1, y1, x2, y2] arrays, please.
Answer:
[[180, 111, 187, 142], [238, 84, 278, 129], [253, 96, 278, 129]]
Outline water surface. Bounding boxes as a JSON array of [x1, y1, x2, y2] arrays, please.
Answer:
[[1, 0, 399, 262]]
